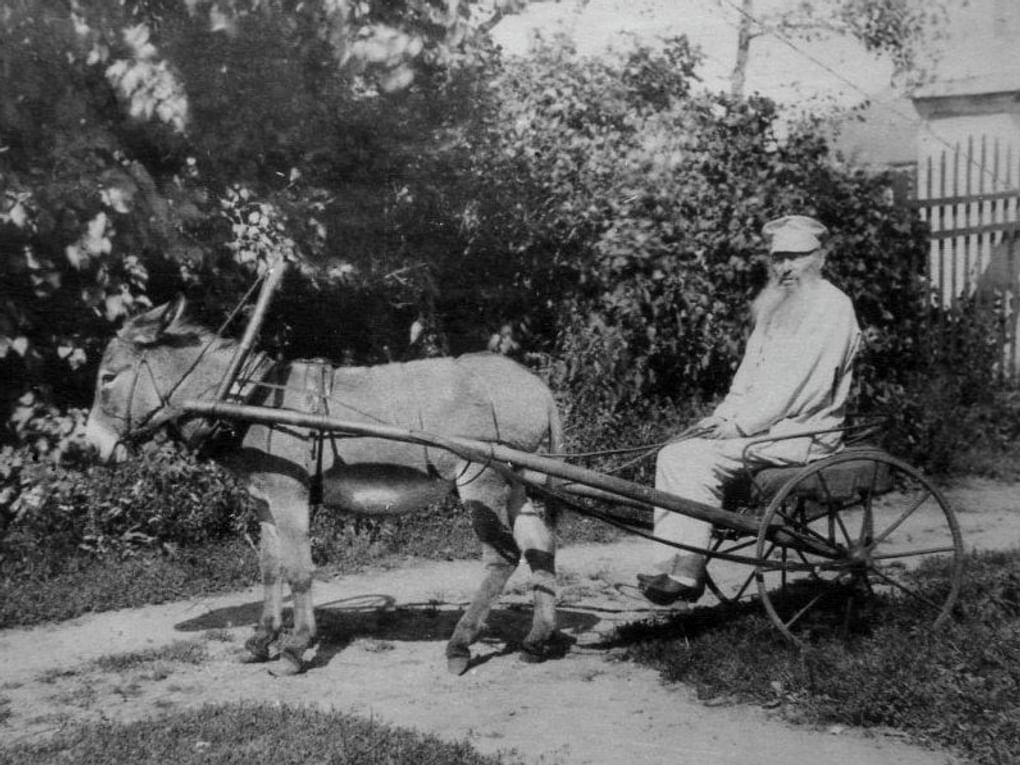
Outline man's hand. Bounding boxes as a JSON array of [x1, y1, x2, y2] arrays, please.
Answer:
[[694, 415, 724, 434], [695, 416, 743, 439]]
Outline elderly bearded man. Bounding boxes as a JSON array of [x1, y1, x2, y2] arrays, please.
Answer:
[[637, 214, 862, 606]]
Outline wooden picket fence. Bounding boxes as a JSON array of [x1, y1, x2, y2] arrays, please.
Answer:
[[914, 135, 1020, 380]]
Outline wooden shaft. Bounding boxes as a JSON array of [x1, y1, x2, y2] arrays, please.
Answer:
[[183, 399, 767, 537], [213, 256, 288, 403]]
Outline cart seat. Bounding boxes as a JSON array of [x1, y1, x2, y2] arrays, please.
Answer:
[[721, 447, 895, 512], [750, 448, 894, 504]]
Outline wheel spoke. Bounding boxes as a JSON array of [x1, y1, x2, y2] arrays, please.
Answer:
[[859, 486, 874, 547], [732, 571, 756, 600], [772, 504, 842, 554], [780, 545, 789, 590], [833, 510, 855, 548], [780, 589, 830, 631], [867, 459, 881, 498], [715, 537, 757, 555], [869, 544, 959, 561], [869, 566, 945, 612], [869, 489, 932, 547], [814, 471, 836, 510], [713, 537, 760, 601]]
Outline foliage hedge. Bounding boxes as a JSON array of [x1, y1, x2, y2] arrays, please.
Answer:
[[0, 436, 259, 626], [0, 438, 253, 565], [3, 4, 1009, 465], [453, 40, 926, 408]]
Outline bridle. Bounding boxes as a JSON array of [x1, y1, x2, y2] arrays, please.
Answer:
[[107, 335, 227, 451], [103, 276, 272, 454], [123, 347, 174, 440]]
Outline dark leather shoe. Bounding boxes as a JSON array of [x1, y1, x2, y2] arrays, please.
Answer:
[[637, 573, 704, 606]]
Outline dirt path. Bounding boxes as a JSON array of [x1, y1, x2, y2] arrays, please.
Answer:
[[2, 477, 1015, 764]]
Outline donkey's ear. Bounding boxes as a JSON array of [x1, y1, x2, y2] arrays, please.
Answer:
[[119, 296, 188, 344], [158, 294, 188, 333]]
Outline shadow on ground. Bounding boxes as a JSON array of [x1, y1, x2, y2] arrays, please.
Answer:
[[174, 595, 602, 670]]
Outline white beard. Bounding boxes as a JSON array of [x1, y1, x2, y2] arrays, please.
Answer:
[[751, 274, 823, 335]]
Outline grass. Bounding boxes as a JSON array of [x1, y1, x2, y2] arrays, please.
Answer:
[[616, 549, 1020, 765], [0, 703, 522, 765], [0, 496, 618, 630], [90, 639, 209, 673], [0, 539, 259, 629]]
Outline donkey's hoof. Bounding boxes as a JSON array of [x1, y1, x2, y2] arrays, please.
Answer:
[[447, 654, 471, 676], [519, 646, 547, 664], [446, 644, 471, 676], [268, 649, 305, 677], [521, 632, 572, 664], [244, 634, 275, 663]]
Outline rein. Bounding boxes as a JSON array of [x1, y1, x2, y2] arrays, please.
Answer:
[[542, 425, 712, 475]]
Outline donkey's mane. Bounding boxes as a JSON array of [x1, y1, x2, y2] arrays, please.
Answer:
[[127, 315, 239, 352], [171, 320, 238, 352]]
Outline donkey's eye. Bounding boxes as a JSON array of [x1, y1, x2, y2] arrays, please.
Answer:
[[100, 371, 118, 387]]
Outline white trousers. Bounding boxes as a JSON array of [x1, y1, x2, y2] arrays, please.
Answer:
[[652, 436, 808, 580]]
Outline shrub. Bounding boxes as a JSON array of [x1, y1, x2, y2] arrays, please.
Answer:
[[874, 300, 1020, 475], [0, 437, 254, 572], [0, 433, 262, 626], [5, 13, 999, 479], [459, 39, 931, 419]]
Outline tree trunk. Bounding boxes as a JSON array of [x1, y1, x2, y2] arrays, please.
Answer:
[[730, 0, 754, 98]]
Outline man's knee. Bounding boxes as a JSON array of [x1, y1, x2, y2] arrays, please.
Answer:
[[656, 437, 732, 503], [657, 437, 709, 469], [657, 438, 726, 485]]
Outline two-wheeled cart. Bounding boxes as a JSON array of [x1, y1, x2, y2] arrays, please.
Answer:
[[184, 258, 965, 647], [186, 396, 965, 646]]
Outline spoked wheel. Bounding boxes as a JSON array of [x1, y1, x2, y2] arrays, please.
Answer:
[[704, 531, 759, 605], [754, 449, 964, 647]]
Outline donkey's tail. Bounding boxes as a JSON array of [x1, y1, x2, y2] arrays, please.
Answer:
[[541, 394, 566, 528]]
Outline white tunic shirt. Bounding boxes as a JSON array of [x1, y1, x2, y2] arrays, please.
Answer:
[[713, 279, 861, 462]]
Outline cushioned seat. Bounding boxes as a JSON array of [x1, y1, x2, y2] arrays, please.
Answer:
[[753, 449, 893, 504], [721, 447, 894, 514]]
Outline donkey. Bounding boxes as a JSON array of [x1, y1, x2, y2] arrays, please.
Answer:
[[85, 298, 564, 675]]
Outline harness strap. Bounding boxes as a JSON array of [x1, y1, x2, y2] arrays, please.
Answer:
[[303, 360, 334, 505], [183, 350, 276, 450]]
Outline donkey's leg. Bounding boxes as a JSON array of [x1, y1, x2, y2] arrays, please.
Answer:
[[245, 518, 284, 662], [510, 486, 558, 662], [261, 476, 317, 676], [446, 467, 520, 675]]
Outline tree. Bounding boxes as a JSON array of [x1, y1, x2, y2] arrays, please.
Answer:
[[0, 0, 528, 441], [724, 0, 949, 97], [0, 2, 939, 465], [451, 37, 931, 424]]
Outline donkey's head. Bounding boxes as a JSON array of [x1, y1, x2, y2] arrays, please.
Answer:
[[85, 297, 233, 461]]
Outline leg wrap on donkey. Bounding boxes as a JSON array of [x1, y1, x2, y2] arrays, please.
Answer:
[[274, 632, 313, 676], [245, 627, 279, 663], [445, 499, 522, 675], [246, 627, 313, 675], [518, 545, 557, 662], [445, 494, 560, 674]]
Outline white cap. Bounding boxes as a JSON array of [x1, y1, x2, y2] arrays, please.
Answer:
[[762, 215, 828, 253]]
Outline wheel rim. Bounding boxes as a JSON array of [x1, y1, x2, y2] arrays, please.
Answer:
[[755, 449, 964, 646]]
